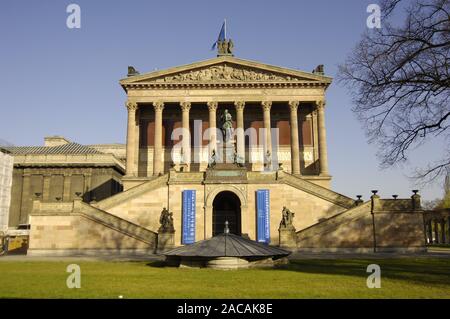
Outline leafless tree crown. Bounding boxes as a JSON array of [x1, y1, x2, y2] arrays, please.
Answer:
[[339, 0, 450, 184]]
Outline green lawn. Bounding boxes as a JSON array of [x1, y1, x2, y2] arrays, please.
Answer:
[[0, 258, 449, 298]]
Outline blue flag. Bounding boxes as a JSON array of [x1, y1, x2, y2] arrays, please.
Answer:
[[211, 20, 227, 50]]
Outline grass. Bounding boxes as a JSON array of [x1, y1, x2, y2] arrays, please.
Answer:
[[0, 258, 449, 298]]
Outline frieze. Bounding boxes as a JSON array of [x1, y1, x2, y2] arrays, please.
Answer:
[[155, 64, 305, 83]]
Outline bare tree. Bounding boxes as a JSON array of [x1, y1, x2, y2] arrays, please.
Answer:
[[338, 0, 450, 184]]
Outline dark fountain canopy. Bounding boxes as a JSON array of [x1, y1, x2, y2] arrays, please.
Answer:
[[163, 221, 291, 269]]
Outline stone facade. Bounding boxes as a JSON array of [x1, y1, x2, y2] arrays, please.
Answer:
[[8, 53, 428, 255], [0, 148, 14, 232], [6, 137, 125, 229]]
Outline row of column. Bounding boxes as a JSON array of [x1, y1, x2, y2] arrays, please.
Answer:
[[125, 100, 329, 177], [425, 217, 450, 245]]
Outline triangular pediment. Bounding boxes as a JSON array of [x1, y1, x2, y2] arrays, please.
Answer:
[[120, 56, 331, 87]]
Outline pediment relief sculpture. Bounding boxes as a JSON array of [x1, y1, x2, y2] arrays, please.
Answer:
[[152, 64, 306, 83]]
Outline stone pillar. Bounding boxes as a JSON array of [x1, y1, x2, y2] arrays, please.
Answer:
[[42, 174, 51, 201], [19, 173, 31, 224], [434, 219, 439, 244], [62, 174, 71, 202], [125, 101, 138, 176], [153, 101, 165, 176], [316, 100, 329, 176], [262, 101, 272, 162], [288, 101, 301, 175], [440, 219, 446, 244], [426, 219, 433, 244], [235, 101, 245, 164], [447, 216, 450, 244], [180, 102, 191, 171], [134, 107, 141, 176], [207, 102, 218, 156], [83, 173, 92, 202]]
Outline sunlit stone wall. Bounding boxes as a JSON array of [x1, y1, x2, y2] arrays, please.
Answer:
[[0, 150, 13, 231]]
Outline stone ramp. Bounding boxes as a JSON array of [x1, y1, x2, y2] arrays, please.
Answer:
[[73, 201, 157, 246], [93, 174, 169, 211], [295, 198, 426, 253], [296, 201, 372, 249], [29, 199, 158, 256], [280, 172, 355, 209]]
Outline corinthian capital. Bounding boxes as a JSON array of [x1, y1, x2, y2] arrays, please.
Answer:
[[125, 101, 138, 112], [234, 101, 245, 111], [261, 101, 272, 111], [288, 101, 300, 111], [180, 102, 191, 112], [153, 101, 165, 112], [316, 99, 326, 110], [207, 101, 218, 111]]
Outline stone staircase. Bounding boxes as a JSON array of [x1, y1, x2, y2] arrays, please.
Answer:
[[72, 200, 157, 246], [94, 174, 169, 211], [280, 172, 356, 208], [296, 201, 371, 242]]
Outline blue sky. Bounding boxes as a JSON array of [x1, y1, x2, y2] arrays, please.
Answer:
[[0, 0, 445, 200]]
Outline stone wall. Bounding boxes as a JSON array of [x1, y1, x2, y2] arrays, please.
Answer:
[[8, 166, 123, 228], [296, 199, 426, 252], [100, 172, 349, 246], [28, 200, 157, 256], [0, 150, 13, 231]]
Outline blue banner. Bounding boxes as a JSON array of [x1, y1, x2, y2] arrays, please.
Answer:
[[182, 190, 196, 244], [256, 189, 270, 244]]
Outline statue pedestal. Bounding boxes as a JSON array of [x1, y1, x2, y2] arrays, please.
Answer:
[[216, 140, 236, 164], [157, 231, 175, 253], [279, 227, 297, 250]]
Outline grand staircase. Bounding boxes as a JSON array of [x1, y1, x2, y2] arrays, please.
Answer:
[[72, 200, 157, 246]]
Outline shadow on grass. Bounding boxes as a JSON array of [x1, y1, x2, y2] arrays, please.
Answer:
[[272, 258, 450, 287], [146, 261, 168, 268]]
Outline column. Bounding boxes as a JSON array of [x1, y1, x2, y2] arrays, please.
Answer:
[[434, 219, 439, 244], [262, 101, 272, 161], [207, 102, 218, 156], [289, 101, 301, 175], [153, 101, 165, 176], [180, 102, 191, 170], [440, 219, 446, 244], [42, 174, 51, 201], [83, 172, 92, 202], [134, 107, 140, 176], [426, 219, 433, 244], [447, 216, 450, 244], [125, 101, 138, 176], [63, 174, 71, 202], [235, 101, 245, 164], [19, 173, 31, 224], [316, 99, 329, 176]]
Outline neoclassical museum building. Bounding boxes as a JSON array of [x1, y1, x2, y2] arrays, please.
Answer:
[[3, 41, 431, 255]]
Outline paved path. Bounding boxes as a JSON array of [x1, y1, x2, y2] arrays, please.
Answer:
[[0, 248, 449, 262]]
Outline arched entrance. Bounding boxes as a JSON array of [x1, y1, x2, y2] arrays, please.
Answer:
[[212, 191, 241, 236]]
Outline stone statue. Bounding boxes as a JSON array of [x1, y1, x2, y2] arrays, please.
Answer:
[[220, 109, 233, 142], [264, 150, 272, 168], [127, 66, 139, 77], [280, 206, 295, 229], [217, 39, 234, 56], [312, 64, 324, 75], [227, 39, 234, 54], [159, 207, 174, 233], [208, 149, 217, 168]]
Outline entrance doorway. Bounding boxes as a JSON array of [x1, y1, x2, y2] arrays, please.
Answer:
[[212, 191, 241, 236]]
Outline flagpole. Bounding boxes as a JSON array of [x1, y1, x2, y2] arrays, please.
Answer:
[[224, 18, 227, 39]]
